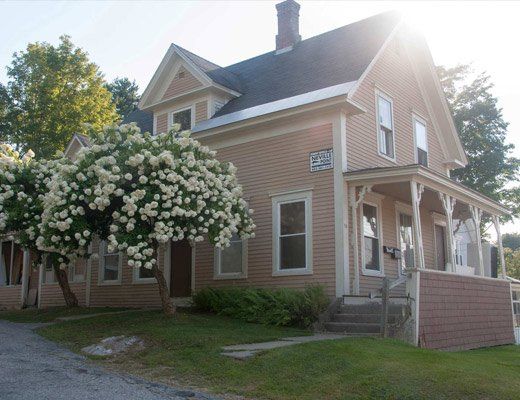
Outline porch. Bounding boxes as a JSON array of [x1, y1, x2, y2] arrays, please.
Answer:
[[344, 165, 515, 349]]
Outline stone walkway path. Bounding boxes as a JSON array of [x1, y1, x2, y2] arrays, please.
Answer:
[[221, 333, 346, 359]]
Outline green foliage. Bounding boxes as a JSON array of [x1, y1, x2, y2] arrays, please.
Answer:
[[106, 77, 140, 120], [505, 247, 520, 280], [437, 65, 519, 219], [1, 35, 118, 159], [502, 233, 520, 251], [193, 286, 330, 328]]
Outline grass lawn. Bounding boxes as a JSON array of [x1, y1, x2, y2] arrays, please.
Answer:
[[26, 309, 520, 400], [0, 306, 128, 323]]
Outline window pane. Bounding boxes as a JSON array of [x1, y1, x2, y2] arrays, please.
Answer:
[[378, 97, 392, 129], [280, 234, 306, 269], [514, 302, 520, 315], [364, 236, 380, 271], [513, 291, 519, 301], [103, 255, 119, 281], [139, 266, 155, 279], [280, 201, 306, 235], [399, 213, 415, 270], [383, 129, 394, 158], [0, 241, 12, 286], [173, 109, 191, 131], [221, 241, 243, 274], [417, 148, 428, 167], [415, 120, 427, 150], [363, 204, 378, 238]]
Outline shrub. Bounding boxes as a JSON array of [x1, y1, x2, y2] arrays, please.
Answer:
[[193, 285, 330, 328]]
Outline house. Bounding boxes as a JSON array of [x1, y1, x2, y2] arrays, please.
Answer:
[[1, 0, 516, 350]]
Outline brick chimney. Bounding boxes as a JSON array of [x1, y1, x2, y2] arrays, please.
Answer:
[[275, 0, 301, 52]]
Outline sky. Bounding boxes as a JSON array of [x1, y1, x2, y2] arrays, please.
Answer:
[[1, 0, 519, 233]]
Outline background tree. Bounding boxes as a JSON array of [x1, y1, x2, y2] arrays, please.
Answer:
[[503, 233, 520, 251], [504, 248, 520, 280], [106, 77, 140, 120], [1, 35, 118, 159], [437, 65, 520, 218]]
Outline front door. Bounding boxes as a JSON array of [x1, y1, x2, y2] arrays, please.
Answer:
[[434, 224, 447, 271], [170, 240, 192, 297]]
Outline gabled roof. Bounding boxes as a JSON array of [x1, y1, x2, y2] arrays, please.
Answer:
[[214, 11, 401, 117]]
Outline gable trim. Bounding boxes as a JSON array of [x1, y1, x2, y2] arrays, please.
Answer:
[[64, 134, 88, 160]]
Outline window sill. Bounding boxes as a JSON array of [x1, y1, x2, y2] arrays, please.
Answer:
[[214, 273, 247, 280], [131, 278, 157, 285], [272, 268, 313, 277], [378, 152, 397, 163], [362, 269, 385, 277], [97, 281, 122, 286]]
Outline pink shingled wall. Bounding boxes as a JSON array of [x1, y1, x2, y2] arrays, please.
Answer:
[[419, 270, 515, 350]]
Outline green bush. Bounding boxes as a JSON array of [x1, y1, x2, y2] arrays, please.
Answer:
[[192, 285, 330, 328]]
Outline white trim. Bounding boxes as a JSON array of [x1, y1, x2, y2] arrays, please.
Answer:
[[395, 202, 414, 275], [375, 89, 396, 162], [360, 199, 384, 277], [193, 81, 357, 133], [272, 190, 313, 276], [168, 105, 195, 132], [213, 238, 248, 280], [98, 241, 123, 286]]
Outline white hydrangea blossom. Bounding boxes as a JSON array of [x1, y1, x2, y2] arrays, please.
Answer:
[[39, 123, 255, 272]]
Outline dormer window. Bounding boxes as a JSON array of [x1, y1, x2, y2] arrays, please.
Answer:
[[171, 107, 192, 131], [413, 116, 428, 167], [376, 92, 395, 160]]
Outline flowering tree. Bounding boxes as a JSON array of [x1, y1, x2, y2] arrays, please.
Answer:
[[39, 123, 255, 315], [0, 144, 79, 306]]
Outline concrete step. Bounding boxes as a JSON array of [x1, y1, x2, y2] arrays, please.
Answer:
[[324, 322, 381, 334], [332, 313, 399, 324], [339, 303, 405, 315]]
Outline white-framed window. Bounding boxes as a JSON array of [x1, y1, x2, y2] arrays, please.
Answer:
[[0, 239, 23, 287], [376, 91, 395, 160], [42, 255, 85, 284], [396, 204, 415, 274], [169, 106, 193, 132], [512, 290, 520, 316], [272, 190, 313, 276], [132, 254, 156, 284], [99, 241, 122, 285], [214, 234, 248, 279], [413, 116, 428, 167], [361, 201, 383, 275]]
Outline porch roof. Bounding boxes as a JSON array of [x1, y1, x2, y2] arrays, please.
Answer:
[[344, 164, 510, 216]]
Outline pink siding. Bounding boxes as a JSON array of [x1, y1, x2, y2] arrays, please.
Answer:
[[162, 66, 203, 101], [156, 113, 168, 134], [347, 35, 447, 174], [40, 282, 87, 308], [196, 124, 336, 296], [88, 239, 163, 308], [0, 286, 21, 310], [195, 101, 208, 123], [419, 270, 515, 350]]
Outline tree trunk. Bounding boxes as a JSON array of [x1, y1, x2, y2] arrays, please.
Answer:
[[53, 265, 79, 307], [152, 262, 176, 316]]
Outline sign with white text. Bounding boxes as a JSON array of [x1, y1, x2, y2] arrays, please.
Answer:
[[310, 149, 333, 172]]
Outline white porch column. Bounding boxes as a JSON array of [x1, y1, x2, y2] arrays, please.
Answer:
[[349, 185, 371, 295], [492, 215, 507, 278], [410, 181, 425, 269], [469, 205, 484, 276], [20, 249, 30, 307], [439, 193, 457, 272]]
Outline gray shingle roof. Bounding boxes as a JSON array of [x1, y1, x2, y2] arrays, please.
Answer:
[[122, 109, 153, 133], [213, 11, 401, 117]]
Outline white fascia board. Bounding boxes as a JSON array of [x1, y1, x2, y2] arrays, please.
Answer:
[[192, 81, 357, 133]]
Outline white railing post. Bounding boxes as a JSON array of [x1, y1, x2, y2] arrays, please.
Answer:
[[349, 185, 371, 295], [439, 193, 457, 273], [469, 205, 484, 276], [410, 181, 425, 269], [492, 215, 507, 279]]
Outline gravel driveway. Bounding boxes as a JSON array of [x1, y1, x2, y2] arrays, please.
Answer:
[[0, 320, 219, 400]]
